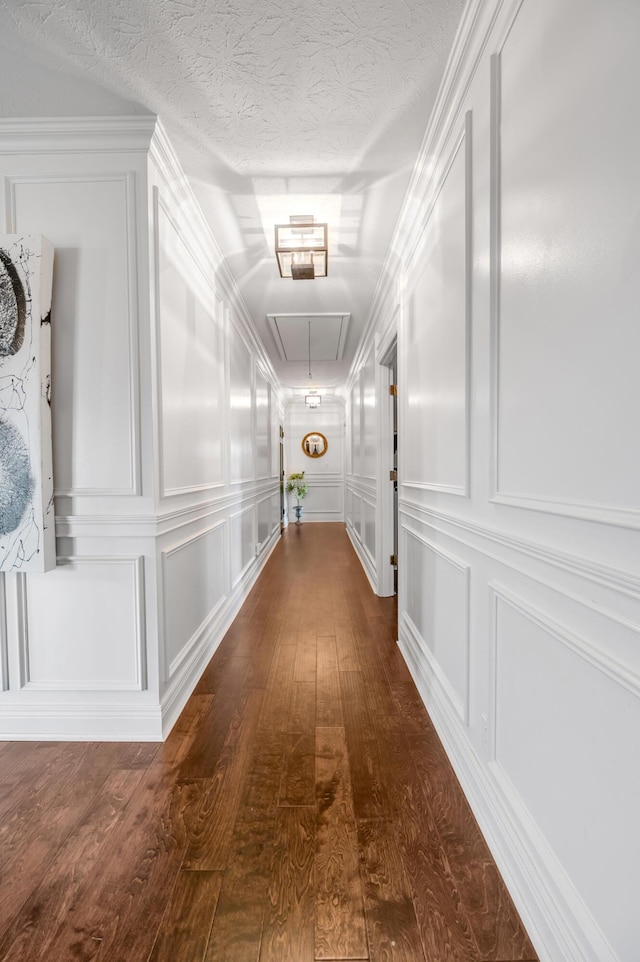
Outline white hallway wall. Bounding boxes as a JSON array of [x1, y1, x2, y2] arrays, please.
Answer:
[[0, 117, 282, 740], [346, 0, 640, 960]]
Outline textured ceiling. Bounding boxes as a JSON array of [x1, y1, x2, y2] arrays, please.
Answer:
[[0, 0, 465, 391]]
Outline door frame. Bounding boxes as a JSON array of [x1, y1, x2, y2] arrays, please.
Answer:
[[376, 327, 398, 597]]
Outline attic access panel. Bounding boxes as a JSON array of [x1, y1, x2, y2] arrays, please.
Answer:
[[266, 313, 350, 363]]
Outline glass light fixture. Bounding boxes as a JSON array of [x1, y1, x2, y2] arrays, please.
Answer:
[[305, 393, 321, 408], [275, 215, 328, 280]]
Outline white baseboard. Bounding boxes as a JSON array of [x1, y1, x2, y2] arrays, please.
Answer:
[[398, 621, 619, 962], [0, 703, 163, 741]]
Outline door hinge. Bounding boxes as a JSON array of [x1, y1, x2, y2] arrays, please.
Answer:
[[389, 469, 397, 482], [389, 554, 398, 566], [389, 384, 398, 397]]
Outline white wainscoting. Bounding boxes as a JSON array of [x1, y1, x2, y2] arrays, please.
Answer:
[[155, 192, 225, 498], [489, 582, 640, 962], [490, 0, 640, 530], [257, 492, 281, 549], [230, 504, 257, 589], [229, 321, 254, 484], [15, 556, 146, 691], [161, 521, 227, 682], [0, 576, 8, 692], [255, 367, 271, 482], [361, 347, 376, 481], [346, 479, 378, 594], [8, 172, 141, 498], [362, 498, 376, 560], [402, 524, 470, 722], [401, 116, 471, 498], [299, 477, 343, 522]]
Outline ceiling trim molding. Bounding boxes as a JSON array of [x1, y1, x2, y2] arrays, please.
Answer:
[[0, 115, 157, 154]]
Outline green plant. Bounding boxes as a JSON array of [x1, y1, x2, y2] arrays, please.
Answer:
[[285, 471, 308, 504]]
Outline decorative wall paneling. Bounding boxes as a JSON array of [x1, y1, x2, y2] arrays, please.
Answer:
[[489, 7, 640, 532], [229, 504, 257, 590], [345, 478, 377, 591], [0, 117, 282, 740], [401, 114, 471, 499], [350, 0, 640, 958], [160, 521, 227, 682], [0, 576, 9, 692], [153, 191, 225, 499], [255, 367, 272, 482], [7, 171, 142, 500], [401, 523, 470, 723]]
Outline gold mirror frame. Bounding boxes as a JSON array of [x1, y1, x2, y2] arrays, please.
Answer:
[[302, 432, 328, 458]]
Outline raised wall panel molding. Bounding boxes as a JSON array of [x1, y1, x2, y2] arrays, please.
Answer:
[[0, 576, 8, 691], [398, 615, 618, 962], [17, 556, 146, 691], [305, 472, 346, 481], [153, 188, 226, 499], [400, 501, 640, 602], [402, 524, 471, 722], [229, 504, 257, 590], [254, 363, 271, 482], [488, 48, 639, 528], [488, 20, 640, 530], [401, 610, 467, 723], [161, 520, 227, 682], [400, 116, 472, 498], [7, 172, 142, 498], [486, 580, 634, 962], [346, 525, 377, 595], [228, 317, 257, 485], [346, 478, 376, 497], [0, 116, 157, 155], [491, 492, 640, 532], [488, 583, 640, 718], [403, 480, 468, 496]]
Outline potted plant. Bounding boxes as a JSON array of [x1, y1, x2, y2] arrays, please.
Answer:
[[285, 471, 308, 523]]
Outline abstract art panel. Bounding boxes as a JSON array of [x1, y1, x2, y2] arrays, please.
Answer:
[[0, 235, 55, 572]]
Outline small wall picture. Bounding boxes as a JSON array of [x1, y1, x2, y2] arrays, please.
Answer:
[[0, 234, 55, 572]]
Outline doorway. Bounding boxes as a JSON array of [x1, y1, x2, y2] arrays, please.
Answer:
[[377, 335, 398, 598], [279, 426, 285, 531]]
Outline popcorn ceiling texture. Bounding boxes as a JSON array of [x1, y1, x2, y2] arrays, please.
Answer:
[[0, 0, 463, 174]]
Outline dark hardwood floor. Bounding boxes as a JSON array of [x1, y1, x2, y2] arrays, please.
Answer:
[[0, 523, 537, 961]]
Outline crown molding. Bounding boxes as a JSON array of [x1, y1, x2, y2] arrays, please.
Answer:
[[0, 115, 157, 154]]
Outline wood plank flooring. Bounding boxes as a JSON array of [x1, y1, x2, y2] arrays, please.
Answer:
[[0, 523, 537, 961]]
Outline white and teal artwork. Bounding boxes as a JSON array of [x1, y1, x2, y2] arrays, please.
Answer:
[[0, 234, 55, 572]]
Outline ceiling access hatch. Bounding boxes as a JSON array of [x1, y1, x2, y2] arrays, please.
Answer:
[[266, 313, 350, 363]]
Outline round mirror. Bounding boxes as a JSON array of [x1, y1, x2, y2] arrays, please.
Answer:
[[302, 432, 328, 458]]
